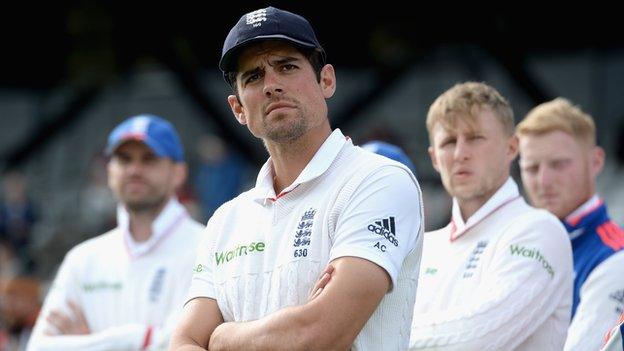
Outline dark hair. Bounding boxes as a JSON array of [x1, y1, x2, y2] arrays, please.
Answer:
[[225, 48, 325, 96]]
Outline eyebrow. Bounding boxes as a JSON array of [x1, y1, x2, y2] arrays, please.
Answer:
[[240, 67, 263, 83], [239, 55, 300, 82], [270, 56, 299, 66]]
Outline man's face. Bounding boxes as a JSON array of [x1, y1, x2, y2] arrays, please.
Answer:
[[227, 41, 335, 144], [429, 108, 517, 207], [108, 141, 183, 213], [519, 130, 601, 219]]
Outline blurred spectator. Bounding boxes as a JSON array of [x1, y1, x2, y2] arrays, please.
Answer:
[[0, 277, 41, 351], [0, 240, 20, 281], [517, 98, 624, 351], [27, 114, 204, 350], [0, 171, 37, 273], [194, 133, 248, 222]]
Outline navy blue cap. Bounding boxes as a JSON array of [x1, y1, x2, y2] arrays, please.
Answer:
[[105, 114, 184, 162], [219, 7, 326, 74], [361, 140, 417, 176]]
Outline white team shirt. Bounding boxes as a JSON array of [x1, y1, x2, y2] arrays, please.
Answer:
[[410, 178, 573, 350], [188, 129, 424, 351], [566, 251, 624, 351], [28, 198, 204, 351]]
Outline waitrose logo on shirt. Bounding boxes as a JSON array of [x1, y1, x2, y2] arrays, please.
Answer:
[[215, 241, 265, 266], [82, 281, 122, 292], [509, 245, 554, 278]]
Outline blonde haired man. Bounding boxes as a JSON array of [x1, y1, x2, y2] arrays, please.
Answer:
[[410, 82, 573, 350], [517, 98, 624, 351]]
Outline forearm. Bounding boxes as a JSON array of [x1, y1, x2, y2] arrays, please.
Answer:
[[209, 261, 386, 351], [209, 304, 321, 351], [171, 342, 209, 351]]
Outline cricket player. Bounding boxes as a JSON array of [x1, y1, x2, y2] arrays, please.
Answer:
[[410, 82, 573, 350], [517, 97, 624, 351], [28, 115, 203, 350], [170, 7, 424, 351]]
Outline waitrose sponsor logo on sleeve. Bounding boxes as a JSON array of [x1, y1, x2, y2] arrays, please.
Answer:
[[215, 241, 265, 266], [509, 245, 554, 278]]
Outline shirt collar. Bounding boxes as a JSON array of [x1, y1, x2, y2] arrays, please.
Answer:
[[565, 194, 601, 226], [251, 129, 349, 204], [119, 197, 189, 258], [450, 177, 521, 241]]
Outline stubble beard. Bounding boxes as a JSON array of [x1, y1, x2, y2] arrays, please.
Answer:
[[120, 187, 168, 215], [263, 112, 308, 144], [449, 177, 491, 204]]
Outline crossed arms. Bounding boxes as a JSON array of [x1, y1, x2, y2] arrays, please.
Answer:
[[169, 256, 390, 351]]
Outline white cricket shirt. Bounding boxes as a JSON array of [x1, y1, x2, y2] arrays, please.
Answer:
[[410, 178, 573, 350], [27, 198, 204, 351], [188, 129, 424, 351]]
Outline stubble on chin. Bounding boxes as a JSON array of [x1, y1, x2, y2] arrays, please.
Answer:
[[121, 193, 168, 214], [263, 114, 307, 143]]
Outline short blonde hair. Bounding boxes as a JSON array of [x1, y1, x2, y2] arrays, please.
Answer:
[[516, 97, 596, 146], [426, 82, 514, 142]]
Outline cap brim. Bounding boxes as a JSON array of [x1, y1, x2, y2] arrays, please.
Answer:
[[106, 136, 167, 159]]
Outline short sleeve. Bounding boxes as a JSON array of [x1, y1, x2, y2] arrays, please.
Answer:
[[185, 221, 217, 303], [329, 166, 422, 288]]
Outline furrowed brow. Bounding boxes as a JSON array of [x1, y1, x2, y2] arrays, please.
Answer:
[[240, 67, 263, 82], [269, 56, 299, 66]]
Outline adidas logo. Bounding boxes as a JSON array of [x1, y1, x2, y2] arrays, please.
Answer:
[[376, 217, 395, 234], [367, 216, 399, 247]]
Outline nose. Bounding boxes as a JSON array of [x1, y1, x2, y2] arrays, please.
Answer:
[[453, 138, 471, 161], [537, 165, 553, 187], [125, 159, 145, 176], [262, 70, 284, 97]]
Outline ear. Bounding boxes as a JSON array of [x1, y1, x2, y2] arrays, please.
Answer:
[[506, 134, 519, 162], [428, 145, 440, 173], [590, 145, 605, 177], [228, 95, 247, 125], [173, 163, 188, 190], [319, 64, 336, 99], [106, 160, 114, 188]]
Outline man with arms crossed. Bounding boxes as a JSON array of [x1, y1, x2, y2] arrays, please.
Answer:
[[28, 115, 204, 350], [170, 6, 423, 351], [516, 98, 624, 351], [409, 82, 573, 350]]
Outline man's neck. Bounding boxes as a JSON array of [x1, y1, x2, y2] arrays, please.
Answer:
[[456, 177, 508, 222], [127, 202, 167, 242], [266, 126, 331, 194], [457, 198, 487, 223]]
